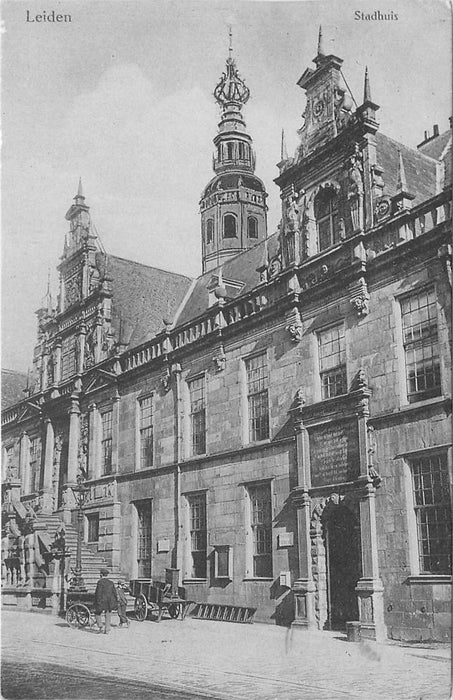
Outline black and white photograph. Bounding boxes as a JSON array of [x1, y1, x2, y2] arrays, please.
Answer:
[[1, 0, 451, 698]]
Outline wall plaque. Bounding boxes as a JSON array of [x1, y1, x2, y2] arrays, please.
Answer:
[[309, 420, 360, 487]]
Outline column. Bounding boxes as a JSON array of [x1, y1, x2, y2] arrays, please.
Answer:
[[67, 396, 80, 485], [76, 325, 86, 375], [354, 389, 385, 640], [88, 403, 98, 479], [41, 419, 54, 512], [111, 390, 120, 473], [20, 431, 30, 495], [291, 399, 317, 629]]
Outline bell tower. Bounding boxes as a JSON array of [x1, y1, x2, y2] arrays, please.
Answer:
[[200, 31, 268, 273]]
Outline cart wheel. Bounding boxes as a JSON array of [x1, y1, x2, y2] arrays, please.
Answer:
[[167, 603, 179, 619], [134, 593, 148, 621], [66, 603, 91, 629]]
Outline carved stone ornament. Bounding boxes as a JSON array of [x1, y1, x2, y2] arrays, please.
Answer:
[[161, 368, 171, 391], [349, 277, 370, 317], [295, 387, 306, 408], [287, 317, 303, 343], [374, 196, 391, 221], [268, 256, 282, 278], [213, 352, 226, 372]]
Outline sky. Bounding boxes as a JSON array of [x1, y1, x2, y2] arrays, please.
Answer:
[[2, 0, 451, 372]]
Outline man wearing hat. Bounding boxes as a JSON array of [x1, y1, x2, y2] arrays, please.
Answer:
[[94, 568, 117, 634]]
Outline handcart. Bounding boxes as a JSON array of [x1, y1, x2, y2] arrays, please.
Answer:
[[131, 569, 193, 622]]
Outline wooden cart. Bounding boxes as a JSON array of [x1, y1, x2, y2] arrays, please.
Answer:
[[131, 569, 192, 622]]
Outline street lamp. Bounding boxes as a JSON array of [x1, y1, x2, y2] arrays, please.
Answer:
[[68, 473, 89, 593]]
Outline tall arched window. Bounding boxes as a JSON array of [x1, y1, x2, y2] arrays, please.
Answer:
[[206, 219, 214, 244], [315, 189, 339, 251], [223, 214, 237, 238], [227, 142, 234, 160], [247, 216, 258, 239]]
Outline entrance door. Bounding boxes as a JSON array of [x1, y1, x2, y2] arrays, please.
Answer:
[[325, 505, 361, 630], [136, 500, 152, 578]]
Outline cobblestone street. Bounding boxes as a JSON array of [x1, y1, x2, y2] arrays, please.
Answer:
[[1, 610, 450, 699]]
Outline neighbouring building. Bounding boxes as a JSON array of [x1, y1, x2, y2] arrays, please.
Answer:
[[2, 32, 451, 642]]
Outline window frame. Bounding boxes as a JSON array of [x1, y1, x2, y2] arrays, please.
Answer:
[[186, 491, 208, 580], [315, 189, 340, 252], [399, 287, 441, 404], [86, 512, 100, 543], [137, 394, 154, 470], [100, 409, 113, 476], [28, 435, 42, 494], [407, 451, 451, 576], [247, 215, 258, 239], [206, 218, 214, 245], [223, 213, 237, 239], [244, 352, 270, 443], [317, 323, 347, 400], [188, 375, 207, 456], [245, 481, 273, 579]]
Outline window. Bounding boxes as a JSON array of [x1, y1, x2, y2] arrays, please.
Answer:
[[318, 324, 347, 399], [206, 219, 214, 245], [138, 396, 153, 469], [188, 493, 207, 578], [136, 500, 152, 578], [247, 216, 258, 239], [29, 437, 42, 493], [227, 142, 234, 160], [61, 336, 76, 380], [101, 410, 113, 475], [410, 454, 451, 574], [214, 545, 233, 579], [401, 288, 441, 403], [87, 513, 99, 543], [245, 353, 269, 442], [315, 190, 339, 251], [248, 483, 272, 578], [223, 214, 237, 238], [189, 377, 206, 455]]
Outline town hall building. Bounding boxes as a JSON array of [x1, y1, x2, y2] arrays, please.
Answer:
[[2, 32, 451, 642]]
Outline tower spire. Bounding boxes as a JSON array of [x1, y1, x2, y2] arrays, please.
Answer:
[[396, 149, 408, 192], [317, 25, 325, 56], [281, 129, 288, 161], [363, 66, 372, 103]]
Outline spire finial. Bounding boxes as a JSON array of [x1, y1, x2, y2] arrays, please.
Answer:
[[317, 25, 325, 56], [363, 66, 372, 103], [397, 149, 408, 192], [77, 177, 84, 198], [214, 33, 250, 108], [281, 129, 288, 161]]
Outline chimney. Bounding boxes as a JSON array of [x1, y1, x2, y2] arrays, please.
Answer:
[[449, 116, 452, 129], [424, 130, 429, 140], [433, 124, 439, 137]]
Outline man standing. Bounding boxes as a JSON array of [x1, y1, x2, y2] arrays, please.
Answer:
[[94, 568, 117, 634]]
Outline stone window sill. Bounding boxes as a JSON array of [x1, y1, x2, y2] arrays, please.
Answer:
[[405, 575, 451, 585], [182, 579, 207, 585], [243, 577, 273, 582]]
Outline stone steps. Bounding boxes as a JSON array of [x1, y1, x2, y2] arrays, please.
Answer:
[[35, 512, 110, 591]]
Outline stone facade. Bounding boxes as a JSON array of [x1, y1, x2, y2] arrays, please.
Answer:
[[2, 36, 451, 641]]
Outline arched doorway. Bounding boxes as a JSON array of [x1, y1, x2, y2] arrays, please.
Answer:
[[323, 503, 361, 630]]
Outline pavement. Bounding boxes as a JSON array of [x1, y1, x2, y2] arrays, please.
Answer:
[[1, 609, 451, 700]]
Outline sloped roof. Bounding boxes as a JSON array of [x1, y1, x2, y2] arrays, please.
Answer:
[[376, 132, 439, 205], [175, 233, 280, 327], [2, 369, 28, 409], [107, 255, 193, 348], [418, 129, 452, 188]]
